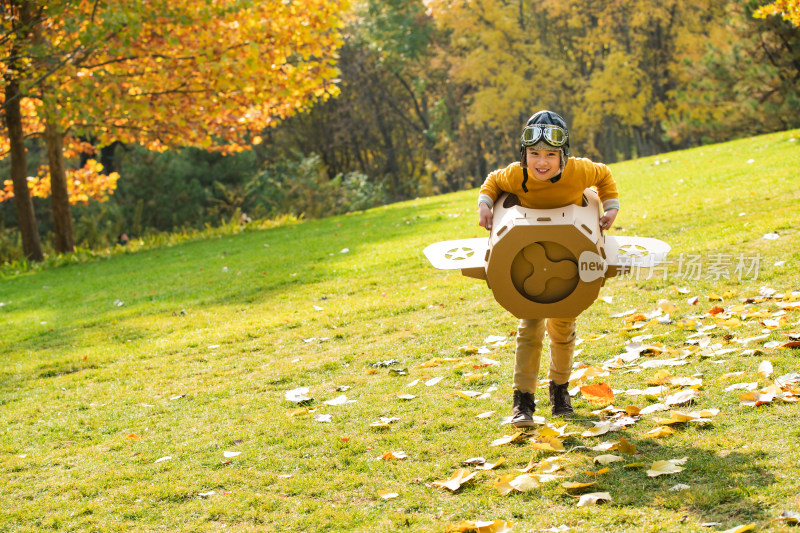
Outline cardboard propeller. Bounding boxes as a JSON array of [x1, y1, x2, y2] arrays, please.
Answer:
[[424, 189, 670, 319]]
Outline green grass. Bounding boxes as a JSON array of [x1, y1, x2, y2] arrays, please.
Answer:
[[1, 129, 799, 532]]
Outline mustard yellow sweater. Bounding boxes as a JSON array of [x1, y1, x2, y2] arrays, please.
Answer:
[[478, 158, 620, 212]]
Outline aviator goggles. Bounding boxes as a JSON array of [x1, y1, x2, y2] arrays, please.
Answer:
[[521, 124, 568, 147]]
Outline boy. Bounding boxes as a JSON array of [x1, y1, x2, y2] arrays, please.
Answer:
[[477, 110, 619, 425]]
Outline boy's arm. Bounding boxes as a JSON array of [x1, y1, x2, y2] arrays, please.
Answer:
[[580, 159, 620, 229], [477, 167, 508, 231]]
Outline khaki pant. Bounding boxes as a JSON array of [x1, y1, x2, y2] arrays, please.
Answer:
[[513, 317, 576, 393]]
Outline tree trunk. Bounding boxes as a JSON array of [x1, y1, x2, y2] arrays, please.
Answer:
[[44, 118, 74, 253], [4, 79, 44, 261], [3, 0, 43, 261]]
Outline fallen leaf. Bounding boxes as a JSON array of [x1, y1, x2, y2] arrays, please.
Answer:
[[720, 525, 755, 533], [594, 454, 624, 465], [529, 436, 565, 452], [377, 490, 399, 500], [590, 441, 617, 452], [285, 387, 312, 404], [657, 299, 677, 314], [664, 389, 699, 406], [378, 450, 408, 460], [476, 411, 496, 419], [370, 416, 401, 427], [494, 473, 540, 495], [397, 393, 417, 400], [433, 468, 478, 491], [313, 413, 332, 423], [669, 484, 691, 491], [725, 382, 758, 392], [446, 519, 514, 533], [576, 492, 612, 507], [739, 391, 775, 406], [580, 383, 614, 405], [582, 421, 612, 437], [646, 457, 687, 477], [476, 457, 506, 471], [491, 432, 524, 447], [324, 395, 349, 406], [425, 376, 444, 386], [416, 358, 442, 368], [774, 511, 800, 525], [758, 360, 773, 379], [562, 481, 596, 490], [618, 436, 637, 455], [644, 426, 675, 438], [223, 451, 241, 458], [154, 456, 172, 464]]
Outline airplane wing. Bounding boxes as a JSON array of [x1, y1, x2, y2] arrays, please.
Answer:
[[604, 235, 671, 268], [423, 237, 488, 271]]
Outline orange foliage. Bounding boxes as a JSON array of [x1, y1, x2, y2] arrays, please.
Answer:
[[0, 160, 119, 205], [754, 0, 800, 26], [1, 0, 348, 201]]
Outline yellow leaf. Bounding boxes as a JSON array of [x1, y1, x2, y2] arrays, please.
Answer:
[[582, 421, 612, 437], [529, 436, 565, 452], [491, 432, 524, 447], [594, 454, 624, 465], [416, 358, 441, 368], [645, 426, 675, 438], [537, 457, 568, 474], [720, 525, 755, 533], [624, 462, 647, 468], [562, 480, 597, 490], [377, 490, 398, 500], [646, 458, 687, 477], [618, 436, 637, 455], [625, 405, 642, 416], [655, 411, 694, 425], [433, 468, 478, 491], [446, 520, 514, 533], [476, 457, 506, 471], [494, 474, 540, 495], [758, 360, 773, 379]]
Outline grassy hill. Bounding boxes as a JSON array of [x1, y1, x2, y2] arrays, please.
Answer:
[[1, 129, 799, 532]]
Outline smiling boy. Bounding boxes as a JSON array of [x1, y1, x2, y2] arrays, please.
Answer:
[[476, 110, 619, 425]]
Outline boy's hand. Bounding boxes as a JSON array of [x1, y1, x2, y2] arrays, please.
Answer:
[[599, 208, 618, 230], [478, 203, 493, 230]]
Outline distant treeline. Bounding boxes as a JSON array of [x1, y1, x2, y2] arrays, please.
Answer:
[[1, 0, 798, 257]]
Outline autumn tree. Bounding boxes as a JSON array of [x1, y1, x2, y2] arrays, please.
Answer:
[[755, 0, 800, 26], [671, 0, 800, 144], [1, 0, 348, 259]]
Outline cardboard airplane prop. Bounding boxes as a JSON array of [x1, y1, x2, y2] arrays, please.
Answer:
[[423, 189, 670, 319]]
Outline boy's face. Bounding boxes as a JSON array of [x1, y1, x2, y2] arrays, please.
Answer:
[[525, 147, 562, 182]]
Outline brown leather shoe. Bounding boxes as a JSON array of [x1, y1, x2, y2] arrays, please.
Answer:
[[510, 389, 537, 427], [549, 381, 574, 417]]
